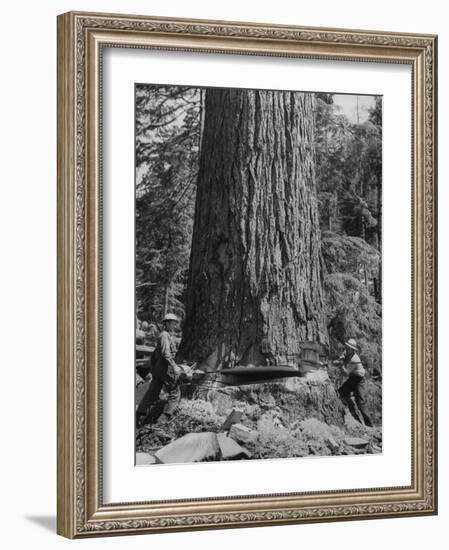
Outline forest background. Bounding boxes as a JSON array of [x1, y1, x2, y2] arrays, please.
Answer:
[[135, 85, 382, 375]]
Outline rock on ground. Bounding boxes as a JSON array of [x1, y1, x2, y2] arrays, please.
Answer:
[[217, 433, 251, 460], [155, 432, 220, 464]]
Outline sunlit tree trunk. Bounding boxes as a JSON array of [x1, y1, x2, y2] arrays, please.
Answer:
[[178, 88, 328, 370]]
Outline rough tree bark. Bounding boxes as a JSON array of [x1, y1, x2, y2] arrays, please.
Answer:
[[178, 88, 328, 370]]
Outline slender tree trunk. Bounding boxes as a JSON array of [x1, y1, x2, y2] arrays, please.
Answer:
[[199, 88, 205, 153], [163, 282, 170, 316], [178, 88, 328, 370], [376, 172, 382, 304], [330, 191, 338, 232], [163, 230, 172, 316]]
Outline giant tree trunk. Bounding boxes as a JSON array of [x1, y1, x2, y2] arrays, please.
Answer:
[[178, 88, 328, 370]]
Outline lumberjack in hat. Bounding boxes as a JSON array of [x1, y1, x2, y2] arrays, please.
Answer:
[[333, 339, 373, 427]]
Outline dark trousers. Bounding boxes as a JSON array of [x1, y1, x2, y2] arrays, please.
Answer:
[[338, 374, 373, 427], [136, 364, 181, 422]]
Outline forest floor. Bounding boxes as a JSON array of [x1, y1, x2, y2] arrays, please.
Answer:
[[135, 375, 382, 464]]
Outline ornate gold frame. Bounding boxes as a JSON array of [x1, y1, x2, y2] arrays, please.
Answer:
[[57, 11, 438, 538]]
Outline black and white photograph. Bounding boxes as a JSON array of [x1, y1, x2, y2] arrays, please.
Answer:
[[1, 0, 442, 543], [134, 83, 383, 466]]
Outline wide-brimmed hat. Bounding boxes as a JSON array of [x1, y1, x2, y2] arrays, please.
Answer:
[[163, 313, 179, 322], [344, 338, 358, 351]]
